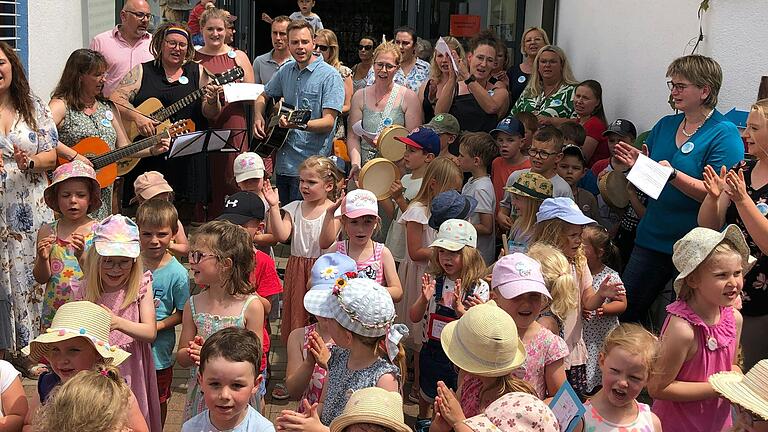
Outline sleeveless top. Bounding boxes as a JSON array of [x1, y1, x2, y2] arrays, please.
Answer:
[[651, 300, 736, 431], [194, 51, 247, 151], [336, 240, 384, 284], [134, 61, 208, 130], [421, 79, 437, 122], [448, 83, 498, 133], [360, 85, 406, 164], [297, 323, 335, 414], [95, 271, 153, 348], [583, 400, 656, 432]]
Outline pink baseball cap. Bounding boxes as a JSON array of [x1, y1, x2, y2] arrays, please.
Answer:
[[491, 253, 551, 300], [337, 189, 379, 219]]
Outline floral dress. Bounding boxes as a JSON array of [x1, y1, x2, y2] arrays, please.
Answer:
[[297, 323, 335, 414], [0, 96, 57, 351], [40, 220, 95, 330], [583, 266, 621, 392], [512, 326, 569, 399], [511, 83, 576, 119]]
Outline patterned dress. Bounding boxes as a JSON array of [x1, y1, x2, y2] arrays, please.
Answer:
[[0, 96, 57, 351], [57, 101, 118, 221], [511, 83, 576, 119]]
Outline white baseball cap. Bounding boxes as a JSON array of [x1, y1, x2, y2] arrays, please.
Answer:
[[234, 152, 265, 182], [335, 189, 379, 219], [430, 219, 477, 251]]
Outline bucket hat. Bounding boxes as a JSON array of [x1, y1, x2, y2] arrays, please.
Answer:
[[709, 359, 768, 421], [428, 191, 478, 230], [462, 392, 559, 432], [429, 219, 477, 251], [505, 172, 552, 201], [43, 160, 101, 213], [309, 252, 359, 290]]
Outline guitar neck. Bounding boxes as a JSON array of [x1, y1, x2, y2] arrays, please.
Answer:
[[90, 134, 165, 169], [152, 89, 204, 122]]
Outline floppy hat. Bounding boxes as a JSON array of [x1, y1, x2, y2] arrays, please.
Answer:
[[23, 301, 130, 366], [428, 190, 478, 230], [490, 116, 525, 138], [602, 118, 637, 140], [336, 189, 379, 219], [395, 127, 441, 155], [131, 171, 173, 204], [536, 197, 596, 225], [424, 113, 460, 135], [429, 219, 477, 251], [462, 392, 560, 432], [492, 253, 551, 300], [709, 359, 768, 421], [93, 214, 140, 258], [216, 191, 266, 225], [672, 224, 755, 294], [440, 301, 526, 377], [234, 152, 265, 182], [303, 278, 408, 360], [309, 252, 359, 290], [43, 160, 101, 213], [329, 387, 411, 432], [504, 171, 552, 201]]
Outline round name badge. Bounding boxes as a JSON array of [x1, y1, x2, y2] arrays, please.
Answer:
[[681, 141, 694, 154], [100, 118, 112, 127], [227, 50, 237, 59], [518, 75, 526, 83], [707, 336, 718, 351], [551, 99, 562, 107], [104, 110, 113, 121], [178, 75, 189, 85], [382, 117, 393, 127], [757, 202, 768, 216]]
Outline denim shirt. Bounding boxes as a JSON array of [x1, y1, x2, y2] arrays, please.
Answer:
[[264, 55, 344, 176]]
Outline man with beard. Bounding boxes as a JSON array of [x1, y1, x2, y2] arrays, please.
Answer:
[[254, 20, 344, 204], [90, 0, 154, 97], [253, 15, 293, 84]]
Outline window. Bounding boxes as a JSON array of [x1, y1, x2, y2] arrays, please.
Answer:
[[0, 0, 28, 70]]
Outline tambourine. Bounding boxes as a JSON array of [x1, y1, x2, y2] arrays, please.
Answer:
[[376, 125, 408, 162], [598, 170, 630, 209], [358, 158, 400, 200]]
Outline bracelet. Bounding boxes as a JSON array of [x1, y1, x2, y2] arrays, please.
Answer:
[[67, 153, 77, 162]]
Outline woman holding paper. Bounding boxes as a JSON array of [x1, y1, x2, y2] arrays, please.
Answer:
[[419, 36, 465, 122], [614, 54, 743, 324]]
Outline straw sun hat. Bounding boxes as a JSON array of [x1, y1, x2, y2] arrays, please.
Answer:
[[329, 387, 411, 432], [709, 359, 768, 421], [22, 301, 130, 366]]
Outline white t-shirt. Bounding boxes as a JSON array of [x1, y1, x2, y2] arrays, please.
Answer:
[[182, 405, 275, 432], [386, 174, 423, 262], [500, 168, 574, 211], [282, 200, 330, 258], [0, 360, 20, 416], [421, 278, 490, 343], [462, 175, 496, 265]]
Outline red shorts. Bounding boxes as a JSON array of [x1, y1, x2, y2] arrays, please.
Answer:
[[156, 367, 174, 404]]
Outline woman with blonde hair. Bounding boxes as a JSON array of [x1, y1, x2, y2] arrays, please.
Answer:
[[511, 45, 578, 126], [316, 29, 354, 140], [507, 27, 550, 104], [419, 36, 465, 121]]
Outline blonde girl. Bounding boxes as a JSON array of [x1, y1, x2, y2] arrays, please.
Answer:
[[319, 189, 402, 301], [420, 36, 465, 120], [531, 197, 624, 396], [584, 324, 662, 431], [582, 225, 627, 393], [503, 171, 552, 254], [265, 156, 343, 344], [491, 252, 568, 399], [649, 225, 750, 430], [34, 365, 133, 432], [435, 301, 534, 425]]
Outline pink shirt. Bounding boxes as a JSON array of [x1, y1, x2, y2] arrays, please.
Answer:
[[90, 26, 153, 97]]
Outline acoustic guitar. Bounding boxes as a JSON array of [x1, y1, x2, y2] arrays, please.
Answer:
[[61, 119, 194, 188], [250, 98, 312, 157]]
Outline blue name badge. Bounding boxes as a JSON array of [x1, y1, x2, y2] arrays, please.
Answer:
[[548, 380, 586, 432]]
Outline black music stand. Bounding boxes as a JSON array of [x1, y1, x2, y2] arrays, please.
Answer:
[[168, 128, 246, 220]]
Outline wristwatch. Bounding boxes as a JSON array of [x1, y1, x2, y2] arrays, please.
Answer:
[[668, 168, 678, 182], [464, 75, 476, 86], [27, 159, 35, 171]]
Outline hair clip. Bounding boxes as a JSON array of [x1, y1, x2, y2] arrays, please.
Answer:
[[99, 369, 108, 376]]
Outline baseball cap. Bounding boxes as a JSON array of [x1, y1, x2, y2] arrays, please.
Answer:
[[602, 118, 637, 140], [336, 189, 378, 219], [395, 127, 441, 156], [234, 152, 265, 182], [536, 197, 596, 225], [429, 219, 477, 251], [93, 215, 140, 258], [424, 113, 460, 135], [492, 253, 551, 300], [562, 144, 586, 165], [216, 191, 266, 225], [490, 116, 525, 138], [131, 171, 174, 204], [428, 190, 478, 230]]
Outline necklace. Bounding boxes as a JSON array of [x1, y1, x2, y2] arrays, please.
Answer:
[[374, 84, 394, 108], [681, 109, 714, 137]]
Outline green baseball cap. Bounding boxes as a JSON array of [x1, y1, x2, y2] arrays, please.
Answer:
[[425, 113, 460, 135]]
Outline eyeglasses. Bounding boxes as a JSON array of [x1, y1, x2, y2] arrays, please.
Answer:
[[125, 10, 152, 20], [316, 44, 330, 52], [527, 147, 560, 159], [374, 62, 397, 71], [164, 40, 188, 49], [667, 80, 693, 92], [358, 44, 374, 51], [188, 250, 218, 264], [101, 258, 135, 270]]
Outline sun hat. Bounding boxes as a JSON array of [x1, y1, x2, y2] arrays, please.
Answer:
[[672, 224, 756, 295], [22, 301, 130, 366], [428, 190, 478, 230], [395, 127, 441, 156], [303, 278, 408, 360], [309, 252, 359, 290], [602, 118, 637, 140], [490, 116, 525, 138], [429, 219, 477, 251], [441, 301, 526, 377], [504, 171, 553, 201], [335, 189, 379, 219], [492, 253, 551, 300], [43, 160, 101, 213], [216, 191, 266, 225], [424, 113, 460, 135], [93, 214, 141, 258], [130, 171, 174, 204], [709, 359, 768, 421], [233, 152, 265, 182], [329, 388, 411, 432], [462, 392, 560, 432], [536, 197, 596, 225]]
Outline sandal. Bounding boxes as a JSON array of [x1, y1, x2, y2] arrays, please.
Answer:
[[271, 383, 290, 400], [408, 385, 420, 403]]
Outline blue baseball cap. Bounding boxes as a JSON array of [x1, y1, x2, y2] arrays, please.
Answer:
[[395, 127, 441, 155], [536, 197, 596, 225], [490, 117, 525, 138], [428, 190, 478, 230]]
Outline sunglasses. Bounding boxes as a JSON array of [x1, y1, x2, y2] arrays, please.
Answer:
[[316, 44, 331, 52], [358, 44, 374, 51]]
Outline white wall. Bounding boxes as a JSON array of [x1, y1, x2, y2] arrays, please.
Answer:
[[555, 0, 768, 133]]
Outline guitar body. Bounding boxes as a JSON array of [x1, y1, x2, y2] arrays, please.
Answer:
[[122, 98, 175, 176], [59, 137, 116, 188], [251, 98, 312, 157]]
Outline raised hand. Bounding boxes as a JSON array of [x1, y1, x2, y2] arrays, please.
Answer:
[[262, 179, 280, 207], [435, 381, 466, 428], [189, 335, 204, 366], [37, 234, 56, 261], [421, 273, 436, 301], [614, 141, 648, 169], [389, 179, 404, 201], [276, 400, 323, 432], [725, 168, 750, 205], [703, 165, 728, 199], [70, 232, 86, 259], [307, 331, 330, 370], [597, 274, 626, 300]]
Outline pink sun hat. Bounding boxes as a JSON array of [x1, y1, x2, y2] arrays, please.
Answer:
[[43, 160, 101, 213]]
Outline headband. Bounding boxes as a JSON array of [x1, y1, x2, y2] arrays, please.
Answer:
[[165, 27, 190, 40]]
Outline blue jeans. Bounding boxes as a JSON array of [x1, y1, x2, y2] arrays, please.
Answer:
[[619, 245, 677, 324], [276, 175, 301, 205]]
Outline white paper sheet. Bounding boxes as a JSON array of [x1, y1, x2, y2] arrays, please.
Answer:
[[223, 83, 264, 103], [434, 37, 459, 73], [168, 130, 232, 158], [352, 120, 379, 143], [626, 153, 675, 200]]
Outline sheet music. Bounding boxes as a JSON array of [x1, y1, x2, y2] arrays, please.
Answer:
[[223, 83, 265, 103], [168, 130, 232, 158]]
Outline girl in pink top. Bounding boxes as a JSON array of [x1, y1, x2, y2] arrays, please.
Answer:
[[649, 225, 752, 430]]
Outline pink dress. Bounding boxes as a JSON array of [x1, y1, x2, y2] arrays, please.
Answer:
[[297, 323, 336, 414], [583, 400, 655, 431], [459, 374, 484, 418], [651, 300, 737, 431], [336, 240, 385, 284], [513, 327, 569, 399]]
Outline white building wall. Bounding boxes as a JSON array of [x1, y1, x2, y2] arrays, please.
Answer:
[[555, 0, 768, 133]]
